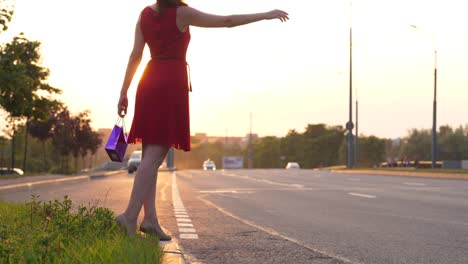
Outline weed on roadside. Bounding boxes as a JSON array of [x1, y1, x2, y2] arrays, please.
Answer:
[[0, 195, 163, 263]]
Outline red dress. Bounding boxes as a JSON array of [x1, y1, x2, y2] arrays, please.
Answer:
[[127, 6, 191, 151]]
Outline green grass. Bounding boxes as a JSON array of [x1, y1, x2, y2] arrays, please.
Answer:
[[0, 195, 163, 263]]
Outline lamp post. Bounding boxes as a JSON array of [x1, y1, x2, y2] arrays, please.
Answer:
[[346, 0, 354, 168], [410, 25, 438, 169], [355, 96, 359, 167]]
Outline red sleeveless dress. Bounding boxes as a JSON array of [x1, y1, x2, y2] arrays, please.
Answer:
[[127, 6, 191, 151]]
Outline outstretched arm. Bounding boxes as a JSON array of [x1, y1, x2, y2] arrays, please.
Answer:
[[177, 7, 288, 29], [118, 17, 145, 117]]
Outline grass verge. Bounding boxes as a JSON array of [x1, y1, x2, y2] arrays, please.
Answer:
[[0, 195, 163, 263]]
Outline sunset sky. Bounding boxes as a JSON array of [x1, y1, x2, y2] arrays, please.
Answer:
[[1, 0, 467, 139]]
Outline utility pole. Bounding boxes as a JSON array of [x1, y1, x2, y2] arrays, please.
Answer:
[[346, 0, 354, 168], [167, 148, 174, 170], [248, 112, 253, 169], [410, 25, 438, 169], [355, 99, 359, 167], [432, 50, 437, 168]]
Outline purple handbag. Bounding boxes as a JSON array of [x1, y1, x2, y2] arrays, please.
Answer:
[[105, 117, 128, 162]]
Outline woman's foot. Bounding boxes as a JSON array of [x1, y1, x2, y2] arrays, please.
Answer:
[[115, 214, 137, 236], [139, 220, 172, 241]]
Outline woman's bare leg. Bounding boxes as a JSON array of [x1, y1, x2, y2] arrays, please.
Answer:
[[142, 163, 158, 221], [117, 144, 168, 235]]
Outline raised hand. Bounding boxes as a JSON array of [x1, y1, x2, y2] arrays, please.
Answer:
[[265, 9, 289, 22]]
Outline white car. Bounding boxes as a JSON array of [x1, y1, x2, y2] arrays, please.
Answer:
[[285, 162, 300, 169], [202, 159, 216, 171], [127, 150, 142, 173], [0, 167, 24, 176]]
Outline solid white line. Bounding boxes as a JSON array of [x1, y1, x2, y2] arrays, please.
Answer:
[[198, 195, 355, 264], [348, 192, 377, 199], [0, 175, 89, 191]]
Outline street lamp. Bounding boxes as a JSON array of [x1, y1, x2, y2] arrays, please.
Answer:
[[410, 25, 438, 169], [346, 0, 354, 168]]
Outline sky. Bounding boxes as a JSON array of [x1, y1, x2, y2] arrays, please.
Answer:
[[1, 0, 467, 139]]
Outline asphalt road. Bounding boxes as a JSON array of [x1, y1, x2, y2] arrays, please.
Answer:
[[1, 169, 468, 264], [175, 169, 468, 264]]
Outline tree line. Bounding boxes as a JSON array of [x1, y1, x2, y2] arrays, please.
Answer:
[[173, 123, 468, 169], [0, 2, 102, 174]]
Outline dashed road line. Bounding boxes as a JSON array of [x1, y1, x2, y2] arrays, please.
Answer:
[[172, 172, 199, 240], [404, 182, 427, 186], [348, 178, 361, 181], [348, 192, 377, 199]]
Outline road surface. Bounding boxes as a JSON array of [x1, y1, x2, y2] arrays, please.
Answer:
[[1, 169, 467, 264]]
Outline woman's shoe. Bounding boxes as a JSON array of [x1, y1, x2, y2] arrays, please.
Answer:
[[139, 223, 172, 241], [115, 214, 136, 236]]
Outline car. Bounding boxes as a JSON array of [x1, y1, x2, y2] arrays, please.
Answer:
[[285, 162, 300, 169], [127, 150, 142, 173], [202, 159, 216, 171], [0, 167, 24, 176]]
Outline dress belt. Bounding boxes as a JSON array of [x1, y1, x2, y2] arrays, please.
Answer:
[[152, 57, 192, 92]]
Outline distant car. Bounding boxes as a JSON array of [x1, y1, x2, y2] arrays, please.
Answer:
[[0, 167, 24, 176], [127, 150, 142, 173], [285, 162, 300, 169], [202, 159, 216, 171]]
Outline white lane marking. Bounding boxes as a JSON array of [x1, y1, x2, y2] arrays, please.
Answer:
[[199, 190, 239, 194], [176, 218, 192, 223], [180, 234, 199, 239], [177, 223, 194, 227], [198, 195, 355, 264], [172, 172, 199, 239], [348, 192, 377, 199], [175, 214, 190, 218], [220, 172, 304, 189], [179, 228, 196, 233], [404, 182, 427, 186], [348, 178, 361, 181], [0, 175, 89, 191]]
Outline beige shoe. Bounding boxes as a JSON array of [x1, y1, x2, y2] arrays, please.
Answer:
[[115, 214, 136, 236], [139, 223, 172, 241]]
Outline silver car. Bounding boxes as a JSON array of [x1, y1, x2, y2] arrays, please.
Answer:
[[127, 150, 142, 173]]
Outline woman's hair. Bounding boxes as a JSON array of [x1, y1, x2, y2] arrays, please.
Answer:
[[157, 0, 188, 13]]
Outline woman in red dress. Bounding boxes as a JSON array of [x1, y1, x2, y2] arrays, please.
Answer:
[[116, 0, 288, 238]]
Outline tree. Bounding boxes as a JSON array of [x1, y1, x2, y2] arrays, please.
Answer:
[[252, 136, 282, 168], [281, 129, 303, 166], [74, 111, 102, 172], [0, 34, 61, 172], [0, 0, 14, 33], [51, 108, 74, 173], [28, 110, 60, 172], [401, 129, 431, 161], [438, 125, 467, 160], [357, 136, 386, 167]]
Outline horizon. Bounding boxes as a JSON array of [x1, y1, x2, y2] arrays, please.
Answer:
[[1, 0, 467, 140]]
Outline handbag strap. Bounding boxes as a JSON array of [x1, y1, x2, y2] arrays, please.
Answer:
[[115, 117, 128, 135]]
